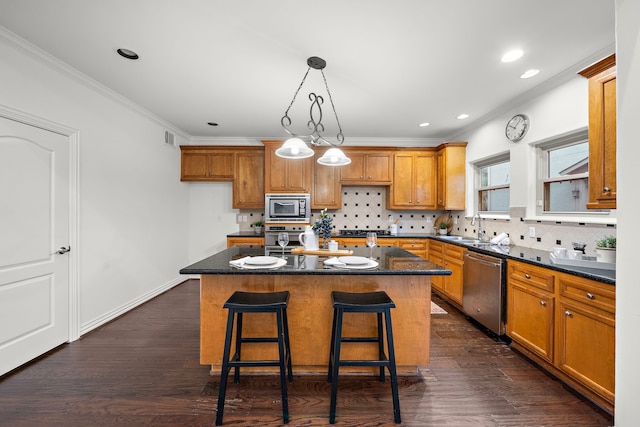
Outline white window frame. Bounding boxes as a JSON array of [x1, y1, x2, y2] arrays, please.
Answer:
[[531, 127, 614, 222], [473, 152, 510, 217]]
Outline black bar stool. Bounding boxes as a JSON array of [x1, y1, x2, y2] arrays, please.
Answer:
[[327, 290, 401, 424], [215, 290, 293, 425]]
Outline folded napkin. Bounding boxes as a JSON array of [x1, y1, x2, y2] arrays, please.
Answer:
[[229, 256, 251, 267], [491, 232, 509, 245], [323, 257, 346, 267]]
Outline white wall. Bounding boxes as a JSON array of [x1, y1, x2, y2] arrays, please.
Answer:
[[613, 1, 639, 425], [0, 32, 191, 333]]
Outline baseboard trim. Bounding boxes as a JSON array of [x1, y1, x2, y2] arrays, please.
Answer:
[[79, 276, 186, 336]]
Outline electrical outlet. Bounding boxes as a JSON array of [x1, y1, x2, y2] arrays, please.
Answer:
[[529, 227, 536, 238], [236, 215, 242, 224], [242, 215, 248, 222]]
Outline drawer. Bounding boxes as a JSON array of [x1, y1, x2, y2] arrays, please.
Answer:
[[443, 243, 466, 259], [398, 239, 427, 251], [508, 260, 555, 293], [558, 272, 615, 313]]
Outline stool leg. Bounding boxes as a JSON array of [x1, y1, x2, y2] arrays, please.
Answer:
[[377, 312, 385, 382], [216, 309, 236, 426], [329, 308, 343, 424], [327, 306, 338, 382], [276, 309, 290, 424], [384, 309, 401, 424], [233, 312, 243, 383], [282, 307, 293, 382]]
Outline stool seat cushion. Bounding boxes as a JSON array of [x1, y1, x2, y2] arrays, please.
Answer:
[[332, 291, 395, 309], [224, 291, 290, 309]]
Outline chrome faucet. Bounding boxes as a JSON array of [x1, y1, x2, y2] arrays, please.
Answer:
[[471, 213, 484, 241]]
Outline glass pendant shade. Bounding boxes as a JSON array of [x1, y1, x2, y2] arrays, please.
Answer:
[[275, 138, 315, 159], [317, 148, 351, 166]]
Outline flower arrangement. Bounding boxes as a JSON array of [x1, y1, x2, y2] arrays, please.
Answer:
[[595, 235, 616, 248], [312, 208, 333, 248]]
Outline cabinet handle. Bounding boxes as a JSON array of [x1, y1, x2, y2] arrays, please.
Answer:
[[586, 293, 595, 300], [368, 176, 372, 179], [565, 311, 573, 317], [603, 187, 611, 193], [540, 300, 546, 306], [524, 273, 531, 279]]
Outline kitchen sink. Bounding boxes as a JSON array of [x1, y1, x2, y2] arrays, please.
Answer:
[[438, 236, 493, 246]]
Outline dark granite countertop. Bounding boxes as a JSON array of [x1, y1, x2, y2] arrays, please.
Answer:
[[180, 246, 451, 276], [429, 236, 615, 285], [224, 231, 614, 284]]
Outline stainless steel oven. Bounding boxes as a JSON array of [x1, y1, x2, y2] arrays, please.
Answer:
[[264, 225, 305, 255], [265, 193, 310, 223]]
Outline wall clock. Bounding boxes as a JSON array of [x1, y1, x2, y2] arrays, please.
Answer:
[[505, 114, 529, 142]]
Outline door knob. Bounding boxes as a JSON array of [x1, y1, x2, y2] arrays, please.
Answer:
[[56, 246, 71, 254]]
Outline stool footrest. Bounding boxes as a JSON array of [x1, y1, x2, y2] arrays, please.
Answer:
[[340, 337, 379, 343], [240, 337, 279, 343], [337, 360, 390, 367]]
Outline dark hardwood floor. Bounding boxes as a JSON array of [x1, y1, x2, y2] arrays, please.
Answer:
[[0, 279, 613, 426]]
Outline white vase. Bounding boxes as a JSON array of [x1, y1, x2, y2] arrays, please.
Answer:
[[254, 226, 262, 234], [439, 228, 448, 235], [595, 247, 616, 263]]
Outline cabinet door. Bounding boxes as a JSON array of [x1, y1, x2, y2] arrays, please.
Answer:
[[227, 237, 264, 248], [264, 142, 311, 192], [312, 158, 341, 209], [397, 238, 427, 258], [181, 152, 209, 180], [339, 152, 366, 182], [234, 150, 265, 209], [443, 257, 464, 304], [587, 68, 617, 209], [507, 281, 555, 363], [389, 153, 414, 207], [557, 299, 615, 402], [366, 153, 392, 182], [414, 152, 436, 208], [436, 144, 466, 210]]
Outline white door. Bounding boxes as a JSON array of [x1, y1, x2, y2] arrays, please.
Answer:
[[0, 116, 70, 376]]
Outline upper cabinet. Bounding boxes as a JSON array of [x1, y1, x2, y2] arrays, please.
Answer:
[[180, 146, 264, 208], [234, 149, 265, 209], [579, 54, 616, 210], [388, 151, 436, 209], [312, 148, 342, 209], [436, 143, 467, 211], [339, 148, 392, 185], [181, 146, 235, 181], [263, 140, 312, 193]]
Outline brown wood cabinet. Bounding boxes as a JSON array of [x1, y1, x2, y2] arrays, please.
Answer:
[[263, 140, 312, 193], [428, 241, 465, 306], [556, 272, 615, 406], [180, 146, 235, 181], [506, 259, 615, 414], [233, 149, 265, 209], [579, 54, 616, 209], [507, 261, 556, 363], [226, 236, 265, 248], [339, 148, 392, 185], [311, 148, 341, 209], [436, 143, 467, 210], [388, 151, 436, 210]]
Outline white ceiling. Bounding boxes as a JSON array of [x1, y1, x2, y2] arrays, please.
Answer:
[[0, 0, 615, 143]]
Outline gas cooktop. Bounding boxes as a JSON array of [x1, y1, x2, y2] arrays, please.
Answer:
[[338, 229, 392, 237]]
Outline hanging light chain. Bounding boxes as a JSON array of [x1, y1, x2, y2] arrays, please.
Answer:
[[320, 69, 344, 144]]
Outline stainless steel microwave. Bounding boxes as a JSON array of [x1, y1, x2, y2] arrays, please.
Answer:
[[265, 193, 310, 223]]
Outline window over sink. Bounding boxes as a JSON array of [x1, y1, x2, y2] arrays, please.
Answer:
[[474, 153, 510, 214]]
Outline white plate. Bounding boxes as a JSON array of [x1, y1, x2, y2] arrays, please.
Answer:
[[337, 256, 370, 265], [244, 256, 280, 266]]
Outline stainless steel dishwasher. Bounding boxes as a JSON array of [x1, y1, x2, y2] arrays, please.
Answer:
[[462, 251, 506, 335]]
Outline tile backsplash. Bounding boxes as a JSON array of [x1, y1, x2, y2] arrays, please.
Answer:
[[240, 186, 616, 257]]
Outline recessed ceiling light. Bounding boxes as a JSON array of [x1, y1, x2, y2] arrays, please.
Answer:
[[456, 114, 470, 120], [207, 122, 219, 126], [418, 122, 430, 127], [520, 69, 540, 79], [117, 48, 139, 60], [501, 49, 523, 63]]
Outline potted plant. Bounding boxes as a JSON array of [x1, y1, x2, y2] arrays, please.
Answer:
[[312, 208, 333, 248], [595, 235, 616, 263], [250, 220, 263, 235], [437, 221, 450, 235]]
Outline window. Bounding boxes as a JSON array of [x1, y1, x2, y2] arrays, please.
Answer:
[[476, 155, 510, 213], [536, 128, 597, 214]]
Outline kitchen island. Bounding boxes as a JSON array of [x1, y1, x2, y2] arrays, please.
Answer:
[[180, 246, 450, 374]]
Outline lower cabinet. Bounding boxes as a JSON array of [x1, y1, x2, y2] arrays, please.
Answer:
[[506, 260, 615, 414], [427, 240, 465, 306], [226, 237, 264, 248], [397, 238, 427, 258]]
